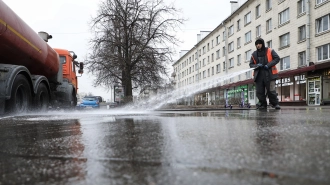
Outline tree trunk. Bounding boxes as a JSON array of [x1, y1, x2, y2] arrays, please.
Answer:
[[122, 68, 133, 103]]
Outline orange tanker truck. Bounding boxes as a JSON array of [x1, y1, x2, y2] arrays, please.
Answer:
[[0, 0, 84, 114]]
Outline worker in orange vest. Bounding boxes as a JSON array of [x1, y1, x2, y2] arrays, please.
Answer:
[[250, 38, 281, 110]]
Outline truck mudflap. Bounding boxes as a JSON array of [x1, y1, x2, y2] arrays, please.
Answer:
[[52, 80, 76, 108], [0, 98, 5, 114]]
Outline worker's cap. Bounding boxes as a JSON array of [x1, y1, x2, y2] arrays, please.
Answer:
[[255, 40, 263, 45]]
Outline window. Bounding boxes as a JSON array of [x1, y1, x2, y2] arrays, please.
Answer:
[[195, 63, 198, 70], [246, 71, 252, 79], [237, 54, 241, 65], [245, 31, 252, 43], [298, 0, 306, 14], [279, 8, 290, 25], [317, 43, 330, 61], [208, 56, 210, 64], [203, 70, 206, 78], [298, 25, 306, 41], [223, 31, 226, 41], [208, 68, 210, 77], [203, 58, 206, 66], [237, 37, 241, 48], [266, 19, 272, 32], [256, 25, 261, 37], [228, 42, 234, 52], [280, 33, 290, 47], [223, 46, 226, 57], [298, 51, 306, 66], [245, 50, 252, 61], [216, 50, 220, 59], [212, 40, 214, 48], [229, 58, 234, 67], [211, 53, 214, 62], [203, 46, 206, 54], [244, 12, 251, 25], [59, 56, 66, 64], [223, 61, 226, 71], [316, 14, 329, 33], [266, 0, 272, 10], [207, 43, 210, 51], [317, 0, 327, 5], [228, 25, 234, 36], [256, 5, 261, 18], [237, 19, 241, 31], [216, 64, 221, 73], [266, 40, 272, 48], [216, 35, 220, 44], [280, 56, 290, 70], [212, 67, 214, 75]]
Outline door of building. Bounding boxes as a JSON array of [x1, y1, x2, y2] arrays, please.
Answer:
[[308, 77, 321, 105], [248, 85, 256, 105]]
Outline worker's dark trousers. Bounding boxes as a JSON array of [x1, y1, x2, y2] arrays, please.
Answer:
[[255, 76, 279, 106]]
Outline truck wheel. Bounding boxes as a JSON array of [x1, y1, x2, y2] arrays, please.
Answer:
[[34, 83, 49, 112], [6, 74, 32, 114]]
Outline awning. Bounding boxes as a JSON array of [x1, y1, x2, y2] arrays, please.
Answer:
[[278, 65, 316, 78]]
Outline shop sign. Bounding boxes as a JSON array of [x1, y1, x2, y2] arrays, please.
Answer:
[[308, 77, 320, 81], [295, 74, 306, 84], [275, 77, 293, 87]]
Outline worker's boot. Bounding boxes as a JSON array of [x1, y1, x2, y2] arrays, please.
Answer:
[[274, 104, 281, 109]]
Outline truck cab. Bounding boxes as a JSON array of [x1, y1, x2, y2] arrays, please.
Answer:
[[55, 49, 80, 94]]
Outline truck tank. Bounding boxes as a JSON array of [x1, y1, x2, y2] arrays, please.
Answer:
[[0, 0, 59, 78]]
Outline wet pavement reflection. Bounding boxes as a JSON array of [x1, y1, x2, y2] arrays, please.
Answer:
[[0, 107, 329, 185]]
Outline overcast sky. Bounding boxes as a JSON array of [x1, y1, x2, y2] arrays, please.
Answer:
[[3, 0, 240, 101]]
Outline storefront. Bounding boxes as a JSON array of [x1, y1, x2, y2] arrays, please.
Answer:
[[307, 76, 321, 105], [275, 74, 307, 105], [322, 69, 330, 105], [225, 85, 249, 105]]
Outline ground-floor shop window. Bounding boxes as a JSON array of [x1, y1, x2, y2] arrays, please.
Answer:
[[275, 75, 307, 102]]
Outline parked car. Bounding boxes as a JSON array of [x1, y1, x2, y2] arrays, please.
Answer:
[[109, 102, 118, 108], [77, 96, 100, 109]]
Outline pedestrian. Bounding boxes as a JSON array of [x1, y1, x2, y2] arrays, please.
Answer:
[[250, 38, 281, 109]]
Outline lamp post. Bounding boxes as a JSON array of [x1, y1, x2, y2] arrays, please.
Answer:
[[113, 82, 119, 104], [113, 85, 117, 103]]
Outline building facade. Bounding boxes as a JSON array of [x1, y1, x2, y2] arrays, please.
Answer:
[[172, 0, 330, 106]]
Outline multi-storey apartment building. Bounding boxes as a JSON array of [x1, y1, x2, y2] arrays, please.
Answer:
[[172, 0, 330, 106]]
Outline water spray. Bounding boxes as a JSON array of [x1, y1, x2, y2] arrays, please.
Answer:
[[124, 68, 256, 110]]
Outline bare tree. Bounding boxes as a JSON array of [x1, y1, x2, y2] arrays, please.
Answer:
[[86, 0, 184, 102]]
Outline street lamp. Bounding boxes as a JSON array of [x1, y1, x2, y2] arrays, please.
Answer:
[[113, 81, 119, 103]]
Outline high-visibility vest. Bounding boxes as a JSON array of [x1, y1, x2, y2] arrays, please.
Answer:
[[252, 48, 278, 75]]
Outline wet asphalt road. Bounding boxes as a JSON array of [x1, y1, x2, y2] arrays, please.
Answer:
[[0, 107, 329, 185]]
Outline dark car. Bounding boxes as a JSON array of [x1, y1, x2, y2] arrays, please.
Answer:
[[109, 102, 118, 108], [77, 96, 100, 109]]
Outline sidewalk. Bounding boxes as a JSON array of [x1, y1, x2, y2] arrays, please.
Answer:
[[156, 104, 330, 111]]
